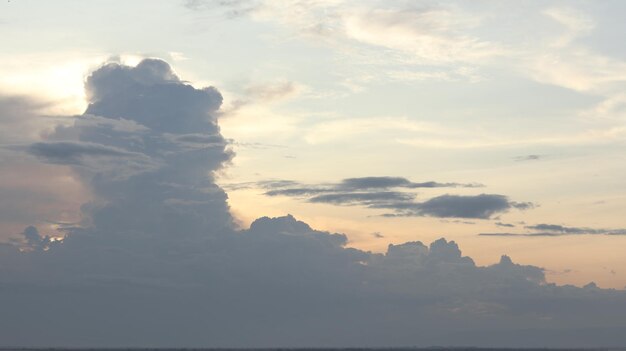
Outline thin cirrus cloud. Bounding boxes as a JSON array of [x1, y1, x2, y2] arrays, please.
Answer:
[[189, 0, 626, 125], [480, 223, 626, 237], [184, 0, 505, 94], [192, 0, 503, 64], [1, 59, 626, 348], [342, 7, 503, 64]]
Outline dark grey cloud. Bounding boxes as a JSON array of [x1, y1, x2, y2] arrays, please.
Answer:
[[166, 133, 227, 145], [1, 59, 625, 348], [26, 141, 160, 178], [480, 232, 586, 237], [265, 187, 332, 196], [480, 223, 626, 237], [309, 191, 415, 206], [378, 194, 533, 219], [340, 176, 415, 189], [441, 219, 476, 225], [236, 176, 480, 195], [20, 225, 51, 251], [527, 223, 588, 234], [29, 141, 146, 164], [496, 222, 516, 228], [414, 194, 512, 218], [339, 176, 483, 190], [480, 232, 544, 237], [236, 176, 512, 219], [514, 154, 543, 162]]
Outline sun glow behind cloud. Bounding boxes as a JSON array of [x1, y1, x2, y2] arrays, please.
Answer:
[[0, 54, 151, 115]]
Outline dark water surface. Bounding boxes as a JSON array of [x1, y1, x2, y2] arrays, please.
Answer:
[[2, 348, 625, 351]]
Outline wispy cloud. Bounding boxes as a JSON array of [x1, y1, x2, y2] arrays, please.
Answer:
[[342, 6, 503, 64], [513, 154, 543, 162], [480, 223, 626, 237], [188, 0, 503, 83]]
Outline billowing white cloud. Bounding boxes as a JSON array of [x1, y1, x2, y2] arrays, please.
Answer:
[[1, 59, 626, 348]]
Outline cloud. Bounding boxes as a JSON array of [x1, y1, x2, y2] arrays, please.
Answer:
[[222, 80, 307, 116], [25, 141, 161, 179], [25, 58, 234, 236], [206, 1, 503, 64], [186, 1, 503, 85], [245, 80, 304, 102], [29, 141, 148, 163], [78, 114, 150, 133], [239, 177, 519, 219], [513, 154, 543, 162], [480, 223, 626, 237], [441, 219, 476, 225], [528, 223, 588, 234], [184, 0, 259, 18], [527, 223, 626, 236], [496, 222, 516, 228], [188, 0, 626, 112], [525, 6, 626, 94], [342, 6, 502, 64], [0, 94, 54, 143], [338, 176, 481, 190], [372, 231, 384, 238], [309, 191, 415, 206], [380, 194, 533, 219], [543, 7, 594, 47], [19, 225, 51, 251], [1, 59, 626, 348], [253, 176, 480, 196], [0, 96, 90, 236]]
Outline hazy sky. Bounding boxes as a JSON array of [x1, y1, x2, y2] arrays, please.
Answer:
[[1, 0, 626, 347]]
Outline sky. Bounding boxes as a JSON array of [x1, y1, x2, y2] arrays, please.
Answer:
[[1, 0, 626, 347]]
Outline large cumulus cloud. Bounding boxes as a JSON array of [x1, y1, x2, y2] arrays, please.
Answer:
[[1, 59, 626, 348]]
